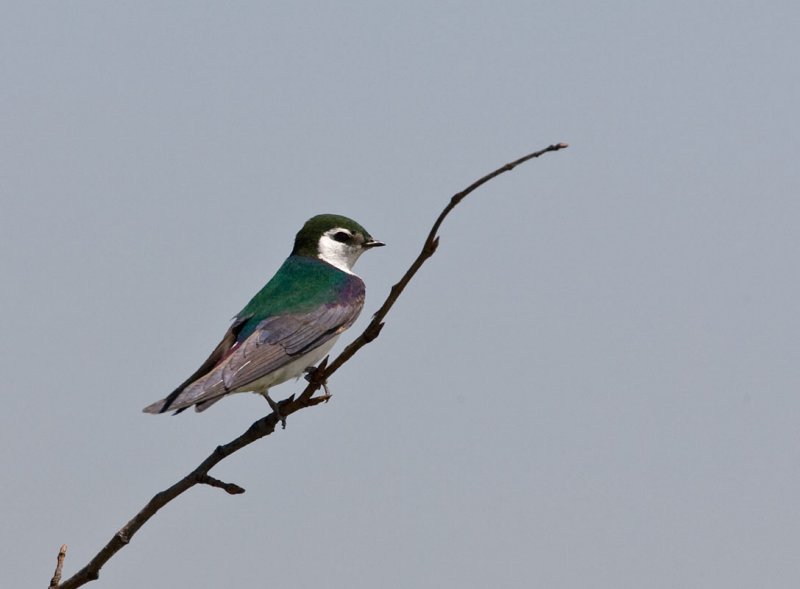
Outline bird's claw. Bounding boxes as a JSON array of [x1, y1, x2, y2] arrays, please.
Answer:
[[262, 391, 286, 429], [304, 365, 332, 401]]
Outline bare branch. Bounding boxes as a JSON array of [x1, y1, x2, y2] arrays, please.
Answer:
[[53, 142, 568, 588], [48, 544, 67, 589], [318, 142, 569, 379], [196, 474, 246, 495]]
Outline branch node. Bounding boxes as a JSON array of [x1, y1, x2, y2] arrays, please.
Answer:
[[364, 321, 385, 343], [429, 236, 440, 254]]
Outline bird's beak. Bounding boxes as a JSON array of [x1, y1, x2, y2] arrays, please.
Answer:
[[364, 239, 385, 248]]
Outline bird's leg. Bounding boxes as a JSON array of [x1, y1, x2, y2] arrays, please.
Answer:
[[304, 365, 331, 402], [260, 390, 286, 429]]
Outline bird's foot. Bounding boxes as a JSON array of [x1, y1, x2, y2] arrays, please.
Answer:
[[261, 391, 287, 429], [304, 365, 331, 402]]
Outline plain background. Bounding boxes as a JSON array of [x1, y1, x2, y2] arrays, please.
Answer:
[[3, 2, 799, 588]]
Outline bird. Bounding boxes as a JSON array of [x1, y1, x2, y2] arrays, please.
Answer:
[[143, 214, 384, 415]]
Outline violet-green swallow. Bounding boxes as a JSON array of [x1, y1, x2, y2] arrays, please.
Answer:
[[143, 214, 383, 414]]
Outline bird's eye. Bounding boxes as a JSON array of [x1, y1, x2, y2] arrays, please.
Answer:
[[332, 231, 351, 243]]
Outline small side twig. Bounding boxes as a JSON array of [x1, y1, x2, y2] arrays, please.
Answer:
[[51, 142, 568, 589], [196, 474, 246, 495], [48, 544, 67, 589]]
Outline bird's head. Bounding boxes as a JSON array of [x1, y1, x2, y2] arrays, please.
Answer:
[[292, 214, 384, 273]]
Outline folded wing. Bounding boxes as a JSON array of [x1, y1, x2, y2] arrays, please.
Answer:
[[143, 299, 362, 414]]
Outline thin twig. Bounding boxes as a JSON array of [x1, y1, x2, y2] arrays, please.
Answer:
[[313, 142, 569, 383], [52, 142, 568, 588], [48, 544, 67, 589], [196, 474, 246, 495]]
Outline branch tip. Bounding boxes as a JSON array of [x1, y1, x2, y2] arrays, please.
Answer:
[[48, 544, 68, 589], [197, 474, 246, 495]]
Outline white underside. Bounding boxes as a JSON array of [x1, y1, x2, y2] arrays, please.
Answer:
[[235, 335, 339, 394]]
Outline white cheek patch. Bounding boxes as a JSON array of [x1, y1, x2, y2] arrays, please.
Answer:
[[317, 232, 363, 274]]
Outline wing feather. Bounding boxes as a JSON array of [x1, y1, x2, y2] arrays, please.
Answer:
[[157, 297, 363, 412], [142, 315, 250, 414]]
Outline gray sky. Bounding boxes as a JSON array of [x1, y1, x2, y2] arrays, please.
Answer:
[[3, 2, 799, 588]]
